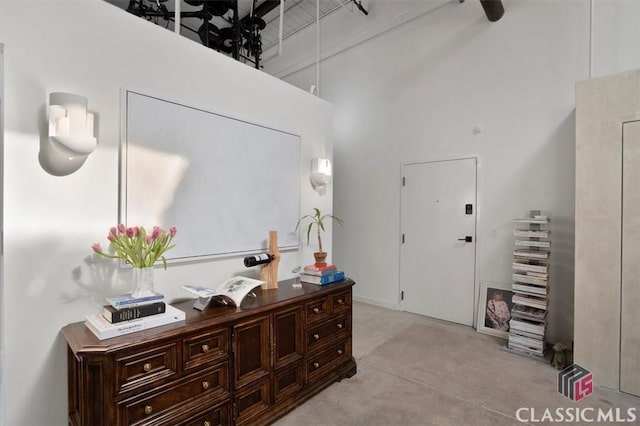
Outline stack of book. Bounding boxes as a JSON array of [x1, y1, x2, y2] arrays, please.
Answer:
[[85, 292, 185, 340], [299, 264, 346, 285], [508, 211, 550, 358]]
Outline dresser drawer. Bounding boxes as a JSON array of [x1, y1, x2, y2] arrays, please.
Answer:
[[115, 341, 179, 394], [306, 315, 350, 352], [119, 363, 230, 425], [179, 401, 232, 426], [234, 376, 270, 425], [273, 361, 304, 404], [307, 338, 351, 383], [183, 328, 230, 371], [305, 297, 330, 324], [331, 291, 351, 314]]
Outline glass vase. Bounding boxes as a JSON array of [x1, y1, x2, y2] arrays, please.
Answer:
[[131, 267, 155, 298]]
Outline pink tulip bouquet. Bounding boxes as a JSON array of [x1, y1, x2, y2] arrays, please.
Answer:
[[92, 224, 177, 269]]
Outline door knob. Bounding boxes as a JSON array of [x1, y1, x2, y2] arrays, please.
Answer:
[[457, 236, 473, 242]]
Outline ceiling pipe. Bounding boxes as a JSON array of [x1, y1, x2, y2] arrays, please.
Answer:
[[278, 0, 284, 56], [479, 0, 504, 22], [252, 0, 283, 18]]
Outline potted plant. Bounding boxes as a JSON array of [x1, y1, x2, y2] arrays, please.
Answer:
[[296, 208, 343, 266]]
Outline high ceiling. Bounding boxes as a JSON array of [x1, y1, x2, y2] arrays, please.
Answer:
[[103, 0, 503, 68], [104, 0, 362, 67]]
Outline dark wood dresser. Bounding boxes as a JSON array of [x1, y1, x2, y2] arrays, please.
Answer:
[[61, 279, 356, 426]]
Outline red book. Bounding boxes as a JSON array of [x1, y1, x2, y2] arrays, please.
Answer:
[[303, 264, 337, 276]]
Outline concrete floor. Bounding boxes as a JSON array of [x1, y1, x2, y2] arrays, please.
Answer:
[[274, 302, 640, 425]]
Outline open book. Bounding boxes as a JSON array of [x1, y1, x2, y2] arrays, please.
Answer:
[[181, 276, 264, 311]]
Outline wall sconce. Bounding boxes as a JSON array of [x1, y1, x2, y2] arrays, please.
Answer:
[[48, 92, 97, 158], [310, 158, 332, 195]]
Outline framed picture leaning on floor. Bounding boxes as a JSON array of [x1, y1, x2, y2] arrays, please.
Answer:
[[477, 281, 514, 338]]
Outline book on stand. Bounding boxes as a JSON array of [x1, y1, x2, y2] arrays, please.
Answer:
[[512, 261, 548, 273], [106, 291, 165, 309], [85, 304, 185, 340], [512, 293, 547, 310], [103, 301, 166, 323], [512, 283, 547, 296], [513, 273, 547, 286], [299, 270, 345, 285], [511, 305, 547, 322], [510, 318, 546, 336], [514, 249, 549, 259], [181, 276, 264, 310]]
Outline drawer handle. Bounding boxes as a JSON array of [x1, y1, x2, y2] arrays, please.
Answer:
[[202, 381, 210, 390], [313, 307, 320, 314], [313, 362, 320, 369], [337, 349, 343, 355], [144, 405, 153, 415], [337, 298, 344, 304], [313, 333, 320, 340], [202, 344, 210, 353], [337, 323, 344, 329], [204, 422, 212, 426], [143, 363, 152, 372]]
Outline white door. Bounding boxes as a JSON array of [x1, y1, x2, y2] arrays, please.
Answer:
[[400, 158, 477, 326]]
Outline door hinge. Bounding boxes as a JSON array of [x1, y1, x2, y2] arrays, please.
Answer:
[[401, 291, 404, 300], [402, 234, 405, 244], [402, 176, 406, 187]]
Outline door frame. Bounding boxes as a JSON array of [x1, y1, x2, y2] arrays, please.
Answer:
[[399, 154, 482, 327]]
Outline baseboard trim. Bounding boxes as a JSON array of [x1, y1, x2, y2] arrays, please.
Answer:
[[353, 295, 400, 311]]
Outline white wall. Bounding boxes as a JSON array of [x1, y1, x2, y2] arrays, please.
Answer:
[[0, 1, 333, 425], [264, 0, 595, 342], [0, 42, 5, 426], [591, 0, 640, 78]]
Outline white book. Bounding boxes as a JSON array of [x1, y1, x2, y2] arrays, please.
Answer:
[[512, 262, 548, 273], [513, 218, 550, 224], [510, 328, 545, 340], [511, 305, 547, 322], [514, 230, 550, 238], [513, 273, 547, 286], [513, 249, 550, 259], [509, 334, 545, 350], [515, 240, 551, 248], [85, 304, 185, 340], [510, 318, 546, 335], [513, 283, 547, 296], [508, 342, 544, 356], [181, 276, 264, 308], [512, 294, 547, 310]]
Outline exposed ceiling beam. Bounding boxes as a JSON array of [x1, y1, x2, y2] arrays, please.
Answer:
[[254, 0, 284, 18], [479, 0, 504, 22]]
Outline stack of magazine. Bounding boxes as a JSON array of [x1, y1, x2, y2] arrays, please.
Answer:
[[508, 212, 550, 358], [85, 291, 185, 340], [299, 264, 346, 285]]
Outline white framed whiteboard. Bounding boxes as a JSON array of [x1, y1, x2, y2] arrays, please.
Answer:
[[119, 90, 301, 261]]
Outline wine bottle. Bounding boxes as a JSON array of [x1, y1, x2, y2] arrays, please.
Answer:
[[244, 253, 274, 267]]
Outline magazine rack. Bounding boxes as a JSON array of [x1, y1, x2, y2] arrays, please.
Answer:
[[507, 210, 550, 358]]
